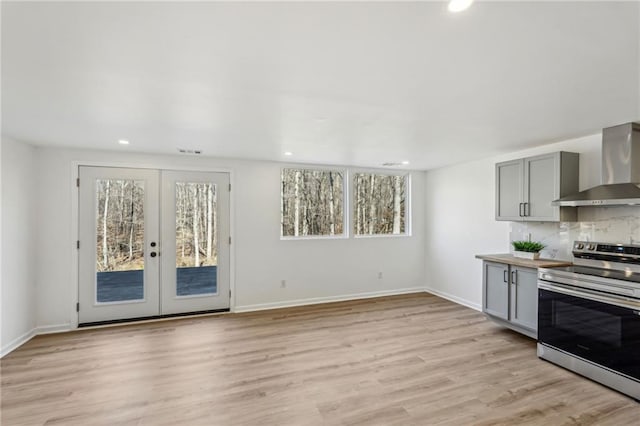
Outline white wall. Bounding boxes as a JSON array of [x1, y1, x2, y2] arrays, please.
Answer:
[[34, 147, 426, 330], [1, 137, 38, 356], [424, 133, 602, 310]]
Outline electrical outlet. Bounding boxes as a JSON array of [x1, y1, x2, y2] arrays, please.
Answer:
[[281, 280, 286, 288], [378, 272, 383, 279]]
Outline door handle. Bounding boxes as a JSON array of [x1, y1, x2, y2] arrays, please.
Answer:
[[503, 270, 508, 283], [511, 270, 517, 285], [524, 202, 529, 217], [519, 203, 524, 217]]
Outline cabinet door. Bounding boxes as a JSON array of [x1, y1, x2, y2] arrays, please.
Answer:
[[495, 160, 523, 221], [483, 262, 509, 320], [509, 266, 538, 332], [523, 153, 558, 221]]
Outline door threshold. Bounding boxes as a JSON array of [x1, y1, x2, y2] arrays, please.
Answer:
[[78, 308, 230, 328]]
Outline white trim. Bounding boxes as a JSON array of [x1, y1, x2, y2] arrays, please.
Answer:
[[229, 170, 236, 312], [353, 233, 410, 239], [280, 235, 349, 241], [71, 159, 234, 175], [234, 287, 426, 313], [70, 163, 79, 329], [1, 329, 36, 358], [424, 286, 482, 311], [36, 324, 73, 335], [1, 324, 74, 358]]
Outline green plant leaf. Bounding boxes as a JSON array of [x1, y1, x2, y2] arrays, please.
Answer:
[[511, 240, 545, 252]]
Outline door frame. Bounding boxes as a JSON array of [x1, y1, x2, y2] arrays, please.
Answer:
[[70, 160, 236, 329]]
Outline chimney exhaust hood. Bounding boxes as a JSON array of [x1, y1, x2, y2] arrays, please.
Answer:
[[552, 122, 640, 207]]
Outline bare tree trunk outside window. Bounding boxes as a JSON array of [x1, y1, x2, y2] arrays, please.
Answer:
[[102, 180, 110, 269], [294, 170, 301, 237], [180, 185, 186, 259], [392, 175, 402, 234], [128, 182, 134, 260], [206, 184, 213, 260], [280, 179, 286, 236], [368, 174, 376, 235], [192, 185, 200, 267], [328, 172, 336, 235]]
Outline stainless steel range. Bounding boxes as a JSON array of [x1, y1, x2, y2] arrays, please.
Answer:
[[538, 241, 640, 401]]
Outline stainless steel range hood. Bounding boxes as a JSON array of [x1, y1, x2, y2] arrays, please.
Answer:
[[552, 122, 640, 206]]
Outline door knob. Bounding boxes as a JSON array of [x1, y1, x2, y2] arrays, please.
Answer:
[[150, 242, 157, 247], [150, 252, 157, 258]]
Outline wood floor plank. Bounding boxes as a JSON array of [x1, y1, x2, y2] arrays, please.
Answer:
[[2, 293, 639, 425]]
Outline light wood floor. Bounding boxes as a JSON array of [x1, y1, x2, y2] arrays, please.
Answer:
[[2, 293, 639, 425]]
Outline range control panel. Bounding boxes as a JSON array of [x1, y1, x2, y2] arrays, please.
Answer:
[[573, 240, 640, 262]]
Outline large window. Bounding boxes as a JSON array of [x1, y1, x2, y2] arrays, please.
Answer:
[[354, 173, 408, 236], [281, 168, 345, 237]]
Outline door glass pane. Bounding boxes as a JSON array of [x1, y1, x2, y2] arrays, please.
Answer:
[[95, 179, 145, 303], [175, 182, 217, 296]]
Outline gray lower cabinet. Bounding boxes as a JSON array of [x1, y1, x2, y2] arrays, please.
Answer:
[[509, 266, 538, 331], [482, 261, 537, 338], [483, 262, 509, 320]]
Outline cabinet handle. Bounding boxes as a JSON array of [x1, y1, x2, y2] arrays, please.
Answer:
[[511, 270, 517, 285], [519, 203, 524, 217], [503, 270, 508, 283], [524, 202, 529, 217]]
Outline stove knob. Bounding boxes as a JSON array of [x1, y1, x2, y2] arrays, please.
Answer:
[[575, 243, 584, 250], [587, 244, 596, 250]]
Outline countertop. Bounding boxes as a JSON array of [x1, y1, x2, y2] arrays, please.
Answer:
[[475, 253, 572, 269]]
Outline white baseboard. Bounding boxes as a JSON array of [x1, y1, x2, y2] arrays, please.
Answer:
[[234, 287, 427, 313], [2, 289, 478, 356], [1, 324, 72, 358], [1, 328, 36, 358], [424, 286, 482, 312], [36, 324, 73, 335]]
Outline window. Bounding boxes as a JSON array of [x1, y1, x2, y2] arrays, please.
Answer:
[[281, 168, 345, 237], [354, 173, 408, 236]]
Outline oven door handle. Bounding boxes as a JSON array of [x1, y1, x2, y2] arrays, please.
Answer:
[[538, 281, 640, 311]]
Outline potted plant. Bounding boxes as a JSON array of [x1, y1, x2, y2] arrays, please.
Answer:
[[511, 240, 545, 260]]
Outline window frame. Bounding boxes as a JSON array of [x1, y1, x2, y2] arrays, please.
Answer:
[[280, 165, 349, 240], [350, 169, 411, 239]]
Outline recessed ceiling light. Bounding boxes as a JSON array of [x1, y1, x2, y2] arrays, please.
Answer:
[[401, 161, 410, 165], [448, 0, 474, 13], [284, 151, 293, 156], [118, 139, 130, 145]]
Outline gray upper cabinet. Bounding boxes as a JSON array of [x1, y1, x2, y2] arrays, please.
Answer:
[[496, 151, 579, 222], [495, 160, 523, 221]]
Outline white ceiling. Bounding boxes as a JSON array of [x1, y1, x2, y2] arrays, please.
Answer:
[[2, 1, 639, 170]]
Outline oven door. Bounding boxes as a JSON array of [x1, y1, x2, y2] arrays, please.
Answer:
[[538, 282, 640, 381]]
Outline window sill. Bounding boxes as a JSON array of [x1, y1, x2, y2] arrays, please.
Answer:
[[280, 235, 349, 241], [353, 233, 411, 239]]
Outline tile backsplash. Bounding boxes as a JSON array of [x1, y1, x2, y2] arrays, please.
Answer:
[[510, 206, 640, 261]]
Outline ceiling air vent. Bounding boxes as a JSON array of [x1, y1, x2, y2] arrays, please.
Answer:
[[177, 148, 202, 155]]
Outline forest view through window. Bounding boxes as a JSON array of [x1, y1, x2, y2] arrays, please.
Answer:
[[354, 173, 407, 235], [281, 168, 344, 237]]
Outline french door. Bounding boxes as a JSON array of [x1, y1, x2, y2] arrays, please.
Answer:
[[78, 166, 230, 324]]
